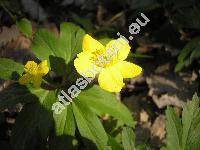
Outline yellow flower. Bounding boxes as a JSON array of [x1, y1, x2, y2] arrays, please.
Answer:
[[19, 60, 49, 88], [74, 34, 142, 92]]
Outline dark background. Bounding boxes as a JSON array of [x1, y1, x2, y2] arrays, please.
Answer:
[[0, 0, 199, 149]]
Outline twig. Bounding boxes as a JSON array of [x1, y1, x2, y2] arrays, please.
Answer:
[[103, 11, 124, 27], [0, 3, 16, 21]]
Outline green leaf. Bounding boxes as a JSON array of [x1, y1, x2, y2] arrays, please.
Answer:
[[190, 47, 200, 59], [59, 22, 85, 64], [30, 22, 85, 75], [175, 37, 200, 71], [11, 103, 47, 150], [16, 18, 32, 38], [0, 84, 57, 110], [31, 29, 59, 65], [72, 99, 109, 149], [49, 55, 67, 76], [175, 61, 185, 72], [177, 37, 200, 62], [53, 104, 76, 136], [0, 58, 23, 80], [166, 107, 182, 150], [49, 135, 77, 150], [0, 83, 58, 109], [160, 147, 167, 150], [77, 85, 135, 127], [182, 94, 200, 150], [107, 134, 123, 150], [0, 84, 35, 109], [165, 94, 200, 150], [122, 127, 135, 150], [11, 103, 54, 150], [136, 144, 151, 150], [11, 89, 57, 150]]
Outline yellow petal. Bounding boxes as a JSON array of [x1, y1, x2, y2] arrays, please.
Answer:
[[74, 52, 101, 77], [24, 61, 38, 75], [98, 67, 124, 92], [114, 61, 142, 78], [37, 60, 49, 76], [105, 38, 131, 61], [33, 75, 42, 88], [19, 74, 32, 85], [82, 34, 105, 53]]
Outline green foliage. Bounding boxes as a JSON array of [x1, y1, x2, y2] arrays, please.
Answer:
[[72, 100, 108, 149], [107, 135, 123, 150], [16, 18, 32, 38], [136, 144, 151, 150], [31, 28, 59, 63], [0, 84, 135, 149], [0, 83, 57, 150], [30, 22, 85, 76], [59, 22, 85, 63], [165, 94, 200, 150], [0, 20, 138, 149], [78, 85, 135, 127], [0, 84, 36, 109], [119, 127, 150, 150], [1, 0, 199, 148], [53, 105, 76, 136], [122, 127, 135, 150], [165, 107, 182, 150], [11, 89, 56, 150], [175, 37, 200, 72], [52, 85, 135, 149], [0, 58, 23, 80], [11, 103, 54, 150]]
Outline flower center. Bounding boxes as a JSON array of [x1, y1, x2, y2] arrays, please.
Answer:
[[91, 49, 115, 68]]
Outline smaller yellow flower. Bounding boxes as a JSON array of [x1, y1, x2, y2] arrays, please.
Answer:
[[19, 60, 49, 88], [74, 34, 142, 92]]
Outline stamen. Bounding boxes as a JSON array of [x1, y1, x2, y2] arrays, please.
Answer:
[[90, 48, 118, 67]]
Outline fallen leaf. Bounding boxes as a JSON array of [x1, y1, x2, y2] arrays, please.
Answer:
[[0, 25, 20, 47]]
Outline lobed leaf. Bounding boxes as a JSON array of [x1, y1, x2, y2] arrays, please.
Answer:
[[30, 29, 59, 65], [122, 127, 136, 150], [59, 22, 85, 64], [11, 89, 57, 150], [16, 18, 32, 38], [166, 94, 200, 150], [72, 99, 109, 149], [0, 58, 23, 80], [175, 37, 200, 72], [30, 22, 85, 76], [77, 85, 135, 127], [53, 104, 76, 136], [166, 107, 182, 150]]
